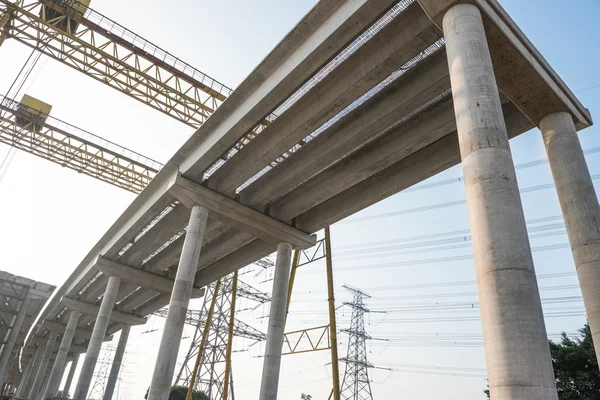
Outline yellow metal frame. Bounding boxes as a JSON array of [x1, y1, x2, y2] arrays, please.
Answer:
[[0, 0, 304, 170], [0, 0, 222, 129], [282, 325, 331, 355], [283, 227, 341, 400], [0, 96, 160, 193]]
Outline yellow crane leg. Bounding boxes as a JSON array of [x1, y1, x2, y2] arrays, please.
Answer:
[[325, 227, 341, 400]]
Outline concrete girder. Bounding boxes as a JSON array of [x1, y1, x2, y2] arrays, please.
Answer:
[[208, 2, 441, 197], [41, 320, 112, 342], [62, 297, 146, 326], [270, 98, 457, 221], [168, 174, 316, 249], [191, 103, 532, 288], [191, 97, 459, 283], [180, 0, 400, 180], [118, 289, 161, 314], [94, 256, 205, 298], [417, 0, 591, 129], [239, 49, 451, 209]]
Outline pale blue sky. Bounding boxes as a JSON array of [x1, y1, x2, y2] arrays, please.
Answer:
[[0, 0, 599, 399]]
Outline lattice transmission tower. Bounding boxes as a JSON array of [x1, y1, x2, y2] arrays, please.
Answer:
[[339, 285, 374, 400], [87, 345, 115, 400], [159, 260, 272, 399]]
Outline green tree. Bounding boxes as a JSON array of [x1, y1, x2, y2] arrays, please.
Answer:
[[145, 386, 209, 400], [168, 386, 209, 400], [485, 322, 599, 399]]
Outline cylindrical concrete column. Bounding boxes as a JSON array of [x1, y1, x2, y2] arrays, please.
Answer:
[[73, 275, 122, 400], [541, 111, 600, 365], [443, 4, 557, 400], [0, 298, 31, 381], [29, 332, 58, 400], [18, 346, 43, 398], [259, 242, 293, 400], [16, 355, 34, 398], [103, 325, 130, 400], [44, 311, 82, 399], [147, 205, 209, 400], [61, 355, 79, 399]]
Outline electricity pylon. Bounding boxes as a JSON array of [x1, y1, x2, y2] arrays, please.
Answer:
[[167, 261, 271, 400], [339, 285, 374, 400], [87, 345, 115, 400]]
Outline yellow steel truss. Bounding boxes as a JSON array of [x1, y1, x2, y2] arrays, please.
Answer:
[[283, 227, 341, 400], [0, 95, 161, 193], [0, 0, 300, 177], [0, 0, 227, 129], [282, 325, 331, 355]]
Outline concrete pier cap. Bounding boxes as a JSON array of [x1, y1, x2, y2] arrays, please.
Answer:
[[418, 0, 592, 130]]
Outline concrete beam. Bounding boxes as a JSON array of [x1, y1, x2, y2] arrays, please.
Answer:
[[94, 256, 205, 298], [41, 320, 112, 342], [417, 0, 591, 128], [240, 49, 450, 209], [192, 103, 533, 288], [270, 97, 457, 222], [62, 297, 146, 326], [168, 174, 316, 249], [208, 2, 441, 197]]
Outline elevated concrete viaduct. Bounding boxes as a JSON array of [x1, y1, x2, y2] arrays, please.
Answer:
[[17, 0, 596, 399]]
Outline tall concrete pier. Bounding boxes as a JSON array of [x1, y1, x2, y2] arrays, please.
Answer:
[[443, 4, 557, 399]]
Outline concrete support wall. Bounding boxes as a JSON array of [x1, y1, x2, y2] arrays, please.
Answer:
[[258, 242, 293, 400], [541, 111, 600, 365], [29, 332, 58, 400], [443, 4, 558, 399], [17, 346, 42, 398], [0, 298, 31, 382], [73, 275, 122, 400], [103, 325, 130, 400], [61, 356, 79, 399], [147, 205, 210, 400], [45, 311, 82, 399]]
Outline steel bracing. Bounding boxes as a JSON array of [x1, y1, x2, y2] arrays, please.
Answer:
[[0, 0, 230, 128], [284, 227, 341, 400], [88, 345, 115, 400], [0, 94, 162, 193], [152, 267, 269, 398], [339, 285, 374, 400]]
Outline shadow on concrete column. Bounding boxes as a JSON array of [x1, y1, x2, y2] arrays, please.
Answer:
[[73, 275, 122, 400], [259, 242, 293, 400], [61, 355, 79, 399], [443, 3, 558, 399], [44, 311, 82, 399], [29, 332, 58, 400], [147, 205, 209, 400], [17, 345, 43, 399], [541, 111, 600, 367]]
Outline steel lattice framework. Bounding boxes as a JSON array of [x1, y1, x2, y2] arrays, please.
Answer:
[[152, 266, 270, 399], [87, 344, 115, 400], [339, 285, 374, 400], [0, 95, 162, 193], [0, 0, 230, 128]]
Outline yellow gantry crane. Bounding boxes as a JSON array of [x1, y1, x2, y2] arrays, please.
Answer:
[[0, 0, 299, 193]]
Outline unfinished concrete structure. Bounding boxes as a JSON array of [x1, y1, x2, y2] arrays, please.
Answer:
[[17, 0, 595, 399], [0, 271, 54, 398]]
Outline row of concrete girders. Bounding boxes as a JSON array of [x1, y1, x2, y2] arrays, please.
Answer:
[[26, 0, 423, 352], [18, 0, 596, 398]]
